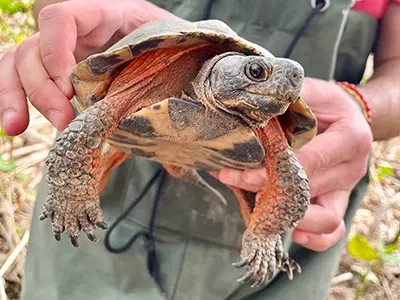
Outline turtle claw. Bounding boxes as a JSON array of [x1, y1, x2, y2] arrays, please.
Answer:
[[234, 230, 304, 287], [87, 233, 98, 243], [234, 230, 302, 287], [234, 230, 279, 287], [232, 258, 249, 268], [71, 237, 79, 248], [96, 221, 108, 230], [279, 254, 302, 280], [54, 232, 61, 241], [40, 197, 104, 245], [237, 271, 255, 283], [251, 271, 268, 288]]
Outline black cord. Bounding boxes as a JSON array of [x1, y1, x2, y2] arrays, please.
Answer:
[[284, 0, 326, 58], [144, 169, 167, 291], [104, 167, 167, 294], [201, 0, 215, 20], [104, 167, 164, 253]]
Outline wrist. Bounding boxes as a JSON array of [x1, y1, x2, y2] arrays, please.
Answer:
[[336, 81, 372, 125]]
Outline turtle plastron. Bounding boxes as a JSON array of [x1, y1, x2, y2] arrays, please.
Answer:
[[232, 117, 310, 287]]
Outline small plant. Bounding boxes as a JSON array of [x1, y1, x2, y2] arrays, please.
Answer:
[[374, 164, 394, 182], [347, 227, 400, 300]]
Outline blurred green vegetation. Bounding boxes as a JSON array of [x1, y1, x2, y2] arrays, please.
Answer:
[[347, 226, 400, 300], [0, 0, 32, 14], [0, 0, 34, 45]]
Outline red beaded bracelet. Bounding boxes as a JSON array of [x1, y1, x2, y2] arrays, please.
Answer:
[[337, 81, 372, 125]]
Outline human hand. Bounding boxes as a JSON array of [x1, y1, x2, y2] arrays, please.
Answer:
[[0, 0, 178, 136], [213, 77, 373, 252]]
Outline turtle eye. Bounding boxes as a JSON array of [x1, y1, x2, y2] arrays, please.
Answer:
[[245, 62, 267, 81]]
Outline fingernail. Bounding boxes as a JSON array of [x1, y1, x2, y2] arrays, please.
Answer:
[[2, 109, 16, 130], [55, 78, 73, 98], [294, 233, 309, 245], [219, 169, 240, 185], [47, 110, 61, 129], [209, 171, 220, 179]]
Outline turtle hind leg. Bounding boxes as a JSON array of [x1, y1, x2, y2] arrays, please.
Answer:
[[163, 164, 227, 205], [234, 117, 310, 287], [41, 99, 122, 246]]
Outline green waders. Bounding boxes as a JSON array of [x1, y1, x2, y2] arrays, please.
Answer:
[[22, 0, 378, 299]]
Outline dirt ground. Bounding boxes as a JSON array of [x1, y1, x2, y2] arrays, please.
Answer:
[[0, 7, 399, 300]]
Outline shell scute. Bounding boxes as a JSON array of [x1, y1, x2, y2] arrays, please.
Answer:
[[107, 98, 265, 171]]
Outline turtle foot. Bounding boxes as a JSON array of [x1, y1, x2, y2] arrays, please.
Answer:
[[278, 253, 301, 280], [40, 197, 107, 247], [233, 230, 280, 288]]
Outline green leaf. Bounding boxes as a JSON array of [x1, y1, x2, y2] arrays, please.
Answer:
[[16, 227, 25, 237], [347, 235, 379, 261], [0, 155, 15, 172], [0, 127, 7, 137], [16, 33, 26, 44], [384, 242, 399, 254], [375, 164, 394, 181], [0, 0, 13, 12], [383, 254, 400, 264]]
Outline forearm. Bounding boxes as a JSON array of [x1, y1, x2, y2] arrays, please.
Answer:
[[359, 58, 400, 141], [358, 3, 400, 141]]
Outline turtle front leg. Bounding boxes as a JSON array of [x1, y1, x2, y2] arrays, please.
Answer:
[[40, 99, 122, 246], [233, 118, 310, 287]]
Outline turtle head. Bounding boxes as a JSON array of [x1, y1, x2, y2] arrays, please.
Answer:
[[208, 54, 304, 127]]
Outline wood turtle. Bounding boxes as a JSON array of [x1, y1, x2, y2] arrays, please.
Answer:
[[41, 19, 317, 287]]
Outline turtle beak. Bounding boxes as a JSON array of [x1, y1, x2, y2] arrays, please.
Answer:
[[275, 58, 304, 102]]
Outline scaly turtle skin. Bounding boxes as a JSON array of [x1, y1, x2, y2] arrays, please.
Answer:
[[41, 19, 317, 287]]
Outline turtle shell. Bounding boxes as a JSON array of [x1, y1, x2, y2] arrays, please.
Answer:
[[71, 19, 272, 110], [71, 19, 317, 171]]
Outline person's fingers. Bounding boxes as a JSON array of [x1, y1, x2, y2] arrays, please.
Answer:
[[216, 168, 267, 192], [295, 190, 350, 234], [308, 156, 369, 198], [292, 220, 346, 252], [38, 4, 77, 97], [14, 36, 75, 131], [295, 122, 372, 178], [0, 49, 29, 135], [37, 1, 128, 96]]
